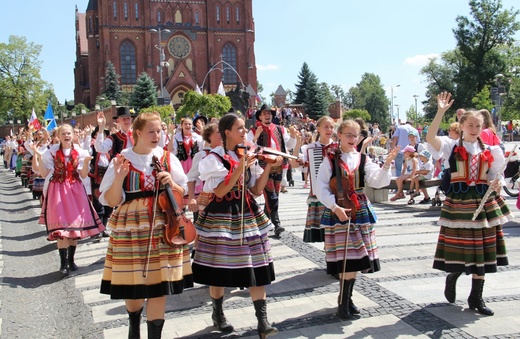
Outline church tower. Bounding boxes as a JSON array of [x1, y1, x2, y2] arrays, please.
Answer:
[[75, 0, 258, 110]]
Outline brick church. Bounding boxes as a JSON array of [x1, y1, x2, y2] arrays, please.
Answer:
[[74, 0, 258, 110]]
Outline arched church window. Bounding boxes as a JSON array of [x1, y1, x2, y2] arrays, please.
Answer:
[[222, 43, 237, 84], [195, 12, 199, 25], [158, 10, 162, 23], [226, 6, 230, 24], [113, 1, 117, 19], [124, 2, 128, 20], [135, 3, 139, 20], [236, 7, 240, 24], [120, 40, 136, 84], [216, 5, 220, 24]]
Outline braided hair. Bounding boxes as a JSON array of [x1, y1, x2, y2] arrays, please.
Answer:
[[457, 110, 486, 161], [218, 113, 241, 154]]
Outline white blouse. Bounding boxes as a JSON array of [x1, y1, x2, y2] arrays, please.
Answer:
[[99, 147, 188, 206], [172, 131, 203, 156], [41, 144, 89, 194], [199, 146, 263, 192], [187, 147, 211, 185], [316, 151, 392, 210]]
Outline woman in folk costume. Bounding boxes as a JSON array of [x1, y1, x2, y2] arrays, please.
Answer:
[[170, 117, 203, 173], [290, 116, 336, 244], [35, 124, 104, 276], [192, 113, 282, 338], [426, 92, 512, 316], [316, 120, 398, 320], [99, 112, 193, 338]]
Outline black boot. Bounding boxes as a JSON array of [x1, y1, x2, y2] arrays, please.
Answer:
[[146, 319, 165, 339], [127, 308, 142, 339], [253, 299, 278, 339], [347, 279, 360, 315], [211, 297, 234, 332], [468, 279, 494, 316], [337, 279, 356, 320], [68, 245, 78, 271], [271, 212, 285, 236], [58, 248, 69, 276], [444, 272, 462, 303]]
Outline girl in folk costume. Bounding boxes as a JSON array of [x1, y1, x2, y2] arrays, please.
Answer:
[[426, 92, 512, 316], [290, 116, 336, 244], [186, 122, 222, 221], [192, 113, 282, 338], [35, 124, 104, 276], [99, 112, 193, 338], [170, 117, 203, 173], [316, 120, 398, 320]]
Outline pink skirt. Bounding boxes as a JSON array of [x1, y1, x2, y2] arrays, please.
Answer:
[[39, 180, 104, 241]]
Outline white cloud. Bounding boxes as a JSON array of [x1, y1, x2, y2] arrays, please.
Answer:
[[257, 64, 280, 71], [404, 54, 439, 67]]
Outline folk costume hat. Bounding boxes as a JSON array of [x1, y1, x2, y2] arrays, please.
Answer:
[[193, 115, 208, 126], [255, 104, 276, 120], [113, 106, 134, 120]]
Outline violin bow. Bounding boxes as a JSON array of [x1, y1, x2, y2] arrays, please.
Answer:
[[240, 153, 247, 246], [142, 156, 161, 277]]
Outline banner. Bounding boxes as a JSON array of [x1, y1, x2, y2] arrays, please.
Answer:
[[44, 101, 57, 131], [28, 108, 41, 130]]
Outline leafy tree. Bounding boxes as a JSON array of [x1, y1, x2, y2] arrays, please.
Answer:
[[129, 72, 157, 111], [348, 73, 390, 131], [294, 62, 312, 104], [140, 105, 175, 123], [0, 35, 48, 122], [304, 73, 328, 119], [176, 90, 231, 120], [102, 61, 122, 104], [343, 109, 371, 121], [471, 85, 494, 111]]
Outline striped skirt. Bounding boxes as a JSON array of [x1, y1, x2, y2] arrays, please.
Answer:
[[320, 193, 380, 274], [192, 193, 275, 287], [433, 187, 511, 275], [100, 198, 193, 299], [303, 195, 326, 243]]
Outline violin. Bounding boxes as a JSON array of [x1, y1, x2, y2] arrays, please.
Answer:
[[236, 144, 278, 163], [151, 156, 196, 246], [328, 149, 358, 220]]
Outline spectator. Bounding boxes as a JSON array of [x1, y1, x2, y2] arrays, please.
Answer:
[[390, 145, 419, 201], [408, 150, 434, 205], [390, 121, 420, 177]]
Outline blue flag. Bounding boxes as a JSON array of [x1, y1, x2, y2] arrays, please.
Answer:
[[44, 101, 57, 131]]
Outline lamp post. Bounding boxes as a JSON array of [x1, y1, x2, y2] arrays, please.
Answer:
[[413, 94, 419, 124], [495, 73, 505, 132], [149, 27, 171, 105], [390, 84, 400, 126], [395, 104, 401, 123]]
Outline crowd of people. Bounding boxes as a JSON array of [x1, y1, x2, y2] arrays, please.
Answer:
[[0, 94, 513, 338]]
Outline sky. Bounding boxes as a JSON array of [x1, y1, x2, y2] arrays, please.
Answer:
[[1, 0, 519, 122]]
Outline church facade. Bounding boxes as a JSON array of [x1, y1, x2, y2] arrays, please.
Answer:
[[74, 0, 258, 110]]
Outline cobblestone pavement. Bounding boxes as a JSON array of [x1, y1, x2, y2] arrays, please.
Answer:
[[1, 161, 519, 339]]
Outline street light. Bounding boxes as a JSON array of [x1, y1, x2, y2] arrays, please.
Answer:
[[149, 27, 171, 105], [494, 73, 505, 131], [413, 94, 419, 124], [390, 84, 400, 126], [395, 104, 401, 123]]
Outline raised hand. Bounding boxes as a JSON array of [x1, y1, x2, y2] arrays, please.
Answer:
[[384, 146, 400, 167], [113, 154, 130, 179], [97, 111, 106, 128], [437, 92, 454, 114]]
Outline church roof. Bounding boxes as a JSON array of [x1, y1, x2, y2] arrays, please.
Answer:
[[86, 0, 98, 11], [77, 13, 88, 55], [274, 85, 287, 96]]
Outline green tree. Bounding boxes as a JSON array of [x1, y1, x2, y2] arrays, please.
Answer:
[[348, 73, 390, 131], [320, 82, 335, 107], [304, 73, 328, 119], [176, 90, 231, 120], [129, 72, 157, 111], [102, 61, 122, 104], [294, 62, 312, 104], [140, 105, 175, 122], [0, 35, 48, 122], [471, 85, 494, 110], [343, 109, 371, 121]]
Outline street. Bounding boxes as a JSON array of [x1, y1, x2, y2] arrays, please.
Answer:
[[0, 157, 519, 339]]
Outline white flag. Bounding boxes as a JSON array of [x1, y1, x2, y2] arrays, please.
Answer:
[[217, 82, 226, 96], [195, 84, 202, 95]]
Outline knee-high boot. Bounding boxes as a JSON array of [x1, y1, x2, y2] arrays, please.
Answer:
[[146, 319, 165, 339], [253, 299, 278, 339], [347, 279, 360, 315], [468, 279, 494, 316], [67, 245, 78, 271], [127, 308, 142, 339], [58, 248, 69, 276], [211, 297, 234, 332], [337, 279, 356, 320], [444, 272, 462, 303]]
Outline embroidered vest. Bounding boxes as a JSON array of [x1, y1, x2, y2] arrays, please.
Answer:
[[329, 153, 366, 190], [448, 145, 490, 185], [122, 152, 170, 201], [107, 132, 126, 160], [254, 124, 288, 168], [211, 152, 251, 197]]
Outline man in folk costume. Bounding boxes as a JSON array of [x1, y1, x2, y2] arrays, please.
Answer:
[[95, 107, 135, 159], [248, 104, 297, 236]]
